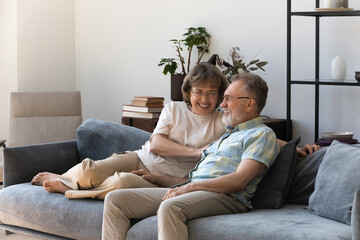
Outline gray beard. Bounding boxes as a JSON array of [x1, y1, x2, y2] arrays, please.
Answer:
[[222, 115, 233, 126]]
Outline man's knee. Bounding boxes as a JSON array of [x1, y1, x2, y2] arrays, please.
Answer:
[[104, 190, 125, 212], [104, 190, 117, 207], [158, 199, 186, 221]]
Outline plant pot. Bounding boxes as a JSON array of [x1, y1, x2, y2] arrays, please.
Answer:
[[171, 74, 186, 101]]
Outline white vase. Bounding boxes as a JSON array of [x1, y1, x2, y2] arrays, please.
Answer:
[[331, 56, 346, 81], [324, 0, 348, 8]]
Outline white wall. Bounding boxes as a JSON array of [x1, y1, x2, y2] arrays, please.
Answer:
[[75, 0, 288, 121], [17, 0, 75, 91], [75, 0, 360, 144]]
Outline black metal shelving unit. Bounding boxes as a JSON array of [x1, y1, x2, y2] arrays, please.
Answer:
[[286, 0, 360, 142]]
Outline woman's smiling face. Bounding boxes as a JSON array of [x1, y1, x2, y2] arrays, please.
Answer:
[[189, 84, 219, 116]]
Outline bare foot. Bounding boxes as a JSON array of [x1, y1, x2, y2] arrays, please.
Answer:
[[43, 180, 71, 194], [31, 172, 60, 186]]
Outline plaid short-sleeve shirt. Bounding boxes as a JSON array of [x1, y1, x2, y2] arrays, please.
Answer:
[[189, 116, 280, 209]]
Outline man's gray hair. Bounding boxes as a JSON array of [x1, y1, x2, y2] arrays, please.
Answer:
[[230, 73, 268, 114]]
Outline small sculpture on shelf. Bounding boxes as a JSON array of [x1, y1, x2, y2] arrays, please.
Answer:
[[355, 71, 360, 82]]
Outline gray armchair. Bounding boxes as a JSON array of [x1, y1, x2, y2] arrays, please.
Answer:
[[7, 91, 82, 147], [0, 91, 82, 183]]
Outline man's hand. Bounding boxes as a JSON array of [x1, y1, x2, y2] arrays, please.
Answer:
[[131, 169, 160, 185], [132, 169, 188, 187], [296, 144, 321, 157], [162, 184, 193, 201]]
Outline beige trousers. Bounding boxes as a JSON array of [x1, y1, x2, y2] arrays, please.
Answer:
[[102, 188, 248, 240], [59, 151, 157, 199]]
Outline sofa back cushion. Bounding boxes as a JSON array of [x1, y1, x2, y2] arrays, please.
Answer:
[[308, 140, 360, 225], [77, 118, 151, 161], [251, 137, 300, 209]]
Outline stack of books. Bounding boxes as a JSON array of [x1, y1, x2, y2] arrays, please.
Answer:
[[122, 96, 164, 119]]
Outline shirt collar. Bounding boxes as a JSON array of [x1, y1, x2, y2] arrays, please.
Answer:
[[226, 116, 263, 133]]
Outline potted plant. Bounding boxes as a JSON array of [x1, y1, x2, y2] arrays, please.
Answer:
[[215, 47, 268, 82], [158, 27, 211, 101]]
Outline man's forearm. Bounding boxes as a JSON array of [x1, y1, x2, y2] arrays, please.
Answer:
[[162, 173, 246, 201], [184, 172, 248, 194], [162, 158, 267, 201]]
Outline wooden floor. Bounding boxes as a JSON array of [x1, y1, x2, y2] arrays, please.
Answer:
[[0, 185, 41, 240]]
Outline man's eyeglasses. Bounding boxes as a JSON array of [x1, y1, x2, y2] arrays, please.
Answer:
[[222, 95, 255, 103], [191, 90, 218, 99]]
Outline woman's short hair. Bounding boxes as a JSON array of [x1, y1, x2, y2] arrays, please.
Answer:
[[182, 63, 229, 108], [230, 73, 268, 114]]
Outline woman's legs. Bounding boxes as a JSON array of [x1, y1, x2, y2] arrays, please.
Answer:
[[59, 151, 140, 190], [65, 172, 158, 199], [34, 151, 142, 195]]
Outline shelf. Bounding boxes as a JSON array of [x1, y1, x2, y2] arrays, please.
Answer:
[[291, 80, 360, 86], [287, 0, 360, 142], [292, 10, 360, 17]]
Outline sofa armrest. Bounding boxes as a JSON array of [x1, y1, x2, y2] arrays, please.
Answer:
[[3, 140, 80, 187], [352, 189, 360, 240]]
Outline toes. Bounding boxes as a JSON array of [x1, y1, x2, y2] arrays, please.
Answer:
[[43, 181, 52, 192]]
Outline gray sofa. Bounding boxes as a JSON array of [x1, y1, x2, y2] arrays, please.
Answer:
[[0, 118, 359, 240]]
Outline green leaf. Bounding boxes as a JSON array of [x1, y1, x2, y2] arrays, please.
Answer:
[[256, 61, 268, 68], [249, 59, 260, 65], [163, 65, 171, 75]]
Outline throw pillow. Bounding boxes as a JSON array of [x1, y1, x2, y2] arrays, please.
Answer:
[[252, 137, 300, 209], [77, 118, 151, 160], [308, 140, 360, 225]]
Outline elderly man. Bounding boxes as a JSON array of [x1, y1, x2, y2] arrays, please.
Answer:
[[102, 73, 280, 240]]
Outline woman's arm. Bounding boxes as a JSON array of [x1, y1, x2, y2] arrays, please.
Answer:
[[150, 134, 207, 160]]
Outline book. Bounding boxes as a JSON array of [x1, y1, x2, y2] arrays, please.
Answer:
[[122, 110, 161, 119], [122, 104, 163, 113], [133, 96, 164, 102], [131, 100, 164, 107]]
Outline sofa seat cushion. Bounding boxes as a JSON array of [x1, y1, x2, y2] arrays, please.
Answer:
[[127, 204, 351, 240], [0, 183, 103, 240]]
